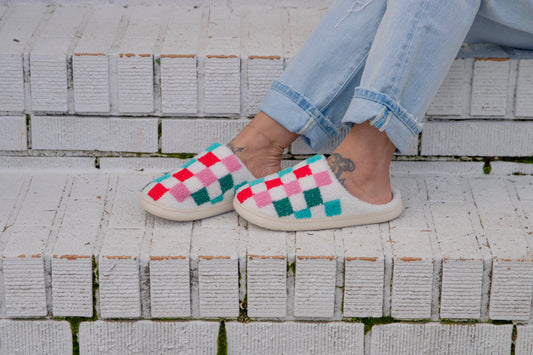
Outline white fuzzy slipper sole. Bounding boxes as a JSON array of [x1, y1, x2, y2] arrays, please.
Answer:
[[141, 194, 234, 221], [234, 197, 402, 231]]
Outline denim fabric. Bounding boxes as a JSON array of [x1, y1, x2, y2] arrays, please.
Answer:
[[260, 0, 533, 154]]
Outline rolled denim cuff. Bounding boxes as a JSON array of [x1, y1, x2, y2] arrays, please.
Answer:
[[259, 80, 339, 152], [343, 87, 422, 154]]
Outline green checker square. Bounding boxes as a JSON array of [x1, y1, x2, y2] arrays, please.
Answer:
[[273, 198, 294, 217], [219, 174, 234, 193], [191, 187, 210, 206], [324, 199, 342, 217], [304, 187, 323, 208], [294, 208, 312, 219], [211, 194, 224, 204]]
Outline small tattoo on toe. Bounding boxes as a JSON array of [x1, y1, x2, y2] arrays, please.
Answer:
[[328, 153, 355, 187]]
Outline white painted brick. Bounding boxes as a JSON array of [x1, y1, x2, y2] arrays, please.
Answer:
[[98, 175, 148, 319], [342, 224, 384, 317], [516, 325, 533, 355], [51, 174, 108, 317], [161, 118, 248, 153], [160, 8, 203, 115], [31, 116, 158, 152], [191, 212, 241, 318], [98, 157, 186, 171], [99, 229, 143, 318], [515, 52, 533, 117], [283, 8, 323, 61], [0, 156, 95, 170], [117, 7, 164, 113], [470, 177, 533, 320], [2, 227, 49, 317], [427, 57, 469, 116], [391, 161, 484, 176], [0, 5, 49, 112], [370, 323, 512, 355], [469, 45, 510, 116], [203, 8, 241, 115], [294, 230, 336, 318], [73, 6, 124, 113], [421, 120, 533, 156], [388, 177, 434, 319], [227, 322, 364, 355], [426, 176, 483, 319], [79, 320, 219, 354], [491, 161, 533, 176], [0, 116, 26, 150], [30, 6, 89, 112], [150, 219, 192, 318], [246, 9, 283, 115], [246, 224, 288, 318], [0, 320, 72, 354]]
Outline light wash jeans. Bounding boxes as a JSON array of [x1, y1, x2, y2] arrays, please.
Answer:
[[259, 0, 533, 154]]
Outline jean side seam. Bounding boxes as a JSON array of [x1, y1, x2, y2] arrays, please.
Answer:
[[270, 82, 338, 139], [354, 89, 421, 135]]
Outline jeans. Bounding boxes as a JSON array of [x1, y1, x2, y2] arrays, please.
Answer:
[[259, 0, 533, 154]]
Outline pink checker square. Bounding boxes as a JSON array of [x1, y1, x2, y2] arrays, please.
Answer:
[[253, 190, 273, 208], [196, 168, 218, 187], [221, 155, 242, 173], [283, 180, 302, 197], [314, 171, 332, 187], [170, 183, 190, 202]]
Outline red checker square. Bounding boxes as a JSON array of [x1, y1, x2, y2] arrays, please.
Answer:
[[173, 168, 193, 182], [196, 168, 218, 187], [253, 190, 273, 208], [283, 180, 302, 197], [265, 178, 282, 190], [294, 165, 312, 179], [170, 183, 191, 202], [237, 186, 253, 203], [221, 155, 242, 173], [198, 152, 220, 167], [314, 171, 332, 187], [148, 183, 168, 201]]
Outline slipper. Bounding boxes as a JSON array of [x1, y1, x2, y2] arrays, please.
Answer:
[[141, 143, 255, 221], [233, 155, 402, 231]]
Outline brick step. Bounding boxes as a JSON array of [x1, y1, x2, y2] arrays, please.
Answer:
[[5, 319, 533, 354], [0, 169, 532, 323], [0, 5, 532, 156]]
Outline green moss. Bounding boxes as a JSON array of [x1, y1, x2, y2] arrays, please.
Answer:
[[512, 172, 527, 176], [440, 318, 479, 325], [511, 325, 517, 355], [287, 261, 296, 274], [344, 317, 395, 334], [488, 319, 513, 325], [155, 57, 161, 66], [164, 153, 196, 160], [500, 156, 533, 164], [237, 296, 252, 323], [217, 320, 228, 355], [483, 159, 492, 175]]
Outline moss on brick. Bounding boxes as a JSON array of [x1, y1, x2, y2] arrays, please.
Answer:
[[217, 320, 228, 355]]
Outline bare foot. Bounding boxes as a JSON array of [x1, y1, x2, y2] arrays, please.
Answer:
[[328, 121, 396, 205], [229, 111, 299, 178]]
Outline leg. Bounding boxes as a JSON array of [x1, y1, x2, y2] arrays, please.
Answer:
[[230, 0, 388, 178]]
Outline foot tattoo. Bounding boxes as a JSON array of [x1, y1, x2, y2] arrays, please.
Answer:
[[327, 153, 355, 187]]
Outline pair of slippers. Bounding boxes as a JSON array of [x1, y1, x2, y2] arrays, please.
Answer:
[[140, 143, 402, 231]]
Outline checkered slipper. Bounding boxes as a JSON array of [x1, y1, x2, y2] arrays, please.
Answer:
[[141, 143, 255, 221], [234, 155, 402, 231]]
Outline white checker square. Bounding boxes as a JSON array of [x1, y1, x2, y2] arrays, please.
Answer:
[[251, 182, 267, 194], [268, 185, 286, 201], [206, 182, 223, 200], [288, 193, 307, 212], [183, 176, 204, 193], [280, 171, 297, 184], [187, 161, 206, 175], [210, 162, 229, 179], [213, 146, 233, 160], [298, 175, 317, 191]]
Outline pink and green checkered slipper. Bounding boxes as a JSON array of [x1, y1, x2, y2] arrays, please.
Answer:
[[233, 155, 402, 231], [141, 143, 255, 221]]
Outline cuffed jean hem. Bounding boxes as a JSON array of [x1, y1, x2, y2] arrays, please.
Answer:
[[343, 88, 422, 154], [259, 80, 340, 152]]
